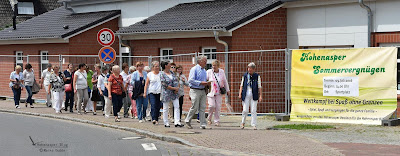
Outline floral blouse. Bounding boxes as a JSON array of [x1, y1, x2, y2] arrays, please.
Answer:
[[49, 72, 65, 92], [160, 71, 179, 103]]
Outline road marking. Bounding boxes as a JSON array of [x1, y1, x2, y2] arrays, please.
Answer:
[[121, 136, 142, 140], [142, 143, 157, 151]]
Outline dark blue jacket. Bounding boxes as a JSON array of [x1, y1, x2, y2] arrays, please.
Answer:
[[241, 72, 259, 101]]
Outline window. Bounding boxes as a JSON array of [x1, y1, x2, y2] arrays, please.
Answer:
[[201, 47, 217, 70], [18, 2, 34, 15], [160, 48, 173, 62], [379, 43, 400, 92], [41, 51, 49, 75], [16, 51, 23, 67]]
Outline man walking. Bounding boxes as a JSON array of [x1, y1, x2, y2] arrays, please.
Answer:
[[185, 56, 209, 129], [41, 64, 53, 107]]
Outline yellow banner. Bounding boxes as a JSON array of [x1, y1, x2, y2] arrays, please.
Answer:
[[290, 47, 397, 125]]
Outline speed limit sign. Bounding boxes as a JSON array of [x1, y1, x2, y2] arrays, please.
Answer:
[[97, 28, 115, 46]]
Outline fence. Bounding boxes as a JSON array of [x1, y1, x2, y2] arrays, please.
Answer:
[[0, 49, 291, 115]]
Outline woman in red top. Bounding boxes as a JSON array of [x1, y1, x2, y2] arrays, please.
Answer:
[[108, 65, 127, 122]]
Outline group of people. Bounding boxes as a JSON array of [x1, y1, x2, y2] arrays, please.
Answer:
[[9, 56, 262, 129]]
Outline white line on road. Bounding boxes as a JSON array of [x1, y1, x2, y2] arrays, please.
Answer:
[[121, 137, 142, 140], [142, 143, 157, 151]]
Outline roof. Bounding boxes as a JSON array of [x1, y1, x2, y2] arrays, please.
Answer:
[[0, 7, 120, 40], [0, 0, 61, 30], [117, 0, 283, 34]]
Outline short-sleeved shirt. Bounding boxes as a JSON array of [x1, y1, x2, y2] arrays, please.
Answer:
[[9, 71, 24, 88], [120, 71, 129, 88], [74, 70, 88, 90], [108, 74, 123, 95], [42, 69, 53, 85], [147, 72, 161, 94]]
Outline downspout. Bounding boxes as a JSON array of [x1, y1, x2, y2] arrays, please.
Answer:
[[213, 30, 230, 106], [359, 0, 373, 47], [12, 3, 17, 30]]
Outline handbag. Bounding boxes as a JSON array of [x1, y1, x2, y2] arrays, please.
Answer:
[[112, 75, 126, 98], [64, 84, 72, 92], [91, 87, 102, 101], [32, 81, 40, 94], [213, 71, 226, 94]]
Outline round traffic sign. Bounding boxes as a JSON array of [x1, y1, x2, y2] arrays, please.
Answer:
[[97, 28, 115, 46], [99, 47, 117, 64]]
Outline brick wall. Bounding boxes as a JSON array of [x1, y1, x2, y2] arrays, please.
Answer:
[[230, 8, 287, 113], [0, 18, 120, 102]]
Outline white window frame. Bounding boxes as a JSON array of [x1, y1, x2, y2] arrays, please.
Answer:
[[201, 47, 217, 69], [18, 2, 35, 15], [160, 48, 173, 62], [16, 51, 23, 67], [40, 51, 49, 75]]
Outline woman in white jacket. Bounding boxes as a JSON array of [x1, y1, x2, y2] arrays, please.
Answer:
[[206, 60, 230, 126]]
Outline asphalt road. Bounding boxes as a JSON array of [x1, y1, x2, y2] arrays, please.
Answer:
[[0, 112, 227, 156]]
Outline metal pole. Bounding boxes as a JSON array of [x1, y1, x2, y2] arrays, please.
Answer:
[[148, 56, 152, 67], [59, 54, 62, 71], [285, 48, 288, 115], [27, 55, 29, 63]]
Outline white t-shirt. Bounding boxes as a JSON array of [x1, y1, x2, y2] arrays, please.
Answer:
[[147, 72, 161, 94], [42, 69, 52, 85], [120, 71, 129, 88], [74, 70, 88, 90], [98, 73, 106, 91]]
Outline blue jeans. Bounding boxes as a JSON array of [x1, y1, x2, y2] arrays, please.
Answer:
[[12, 88, 21, 106], [136, 96, 148, 120], [25, 86, 33, 105], [111, 93, 123, 117], [65, 91, 74, 111], [149, 93, 161, 121]]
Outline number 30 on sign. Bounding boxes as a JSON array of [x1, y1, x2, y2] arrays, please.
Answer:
[[97, 28, 115, 46]]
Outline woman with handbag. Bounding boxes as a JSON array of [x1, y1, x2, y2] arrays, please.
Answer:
[[98, 66, 111, 118], [206, 60, 230, 127], [10, 65, 24, 109], [23, 63, 35, 108], [48, 65, 66, 113], [144, 61, 162, 125], [63, 64, 74, 112], [130, 62, 148, 123], [73, 63, 89, 115], [160, 61, 183, 127], [91, 64, 102, 115], [108, 65, 127, 122]]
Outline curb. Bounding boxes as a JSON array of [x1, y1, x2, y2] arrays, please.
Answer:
[[0, 108, 196, 147]]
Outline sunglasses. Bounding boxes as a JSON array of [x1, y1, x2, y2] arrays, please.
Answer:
[[171, 66, 176, 68]]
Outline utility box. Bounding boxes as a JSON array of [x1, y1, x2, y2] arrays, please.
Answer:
[[381, 119, 400, 126], [275, 114, 290, 121]]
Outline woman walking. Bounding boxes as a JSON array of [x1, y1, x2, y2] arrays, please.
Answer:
[[127, 66, 137, 119], [206, 60, 230, 126], [130, 62, 148, 123], [64, 64, 74, 112], [144, 61, 162, 125], [91, 64, 102, 115], [160, 61, 183, 127], [73, 64, 89, 115], [10, 65, 24, 109], [48, 66, 66, 113], [176, 65, 189, 120], [98, 66, 111, 118], [23, 63, 35, 108], [238, 62, 262, 130], [108, 65, 126, 122]]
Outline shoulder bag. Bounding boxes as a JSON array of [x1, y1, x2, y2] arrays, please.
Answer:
[[213, 71, 226, 94], [112, 75, 126, 98]]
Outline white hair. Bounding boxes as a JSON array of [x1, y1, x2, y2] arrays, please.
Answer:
[[112, 65, 120, 72], [248, 62, 256, 68], [129, 66, 136, 72], [197, 55, 207, 64]]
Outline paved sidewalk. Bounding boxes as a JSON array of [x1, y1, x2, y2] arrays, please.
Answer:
[[0, 100, 342, 156]]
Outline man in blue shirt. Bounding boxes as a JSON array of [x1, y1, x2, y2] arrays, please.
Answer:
[[185, 55, 210, 129]]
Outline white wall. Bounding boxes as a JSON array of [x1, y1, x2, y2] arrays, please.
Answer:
[[71, 0, 211, 27], [286, 0, 400, 49]]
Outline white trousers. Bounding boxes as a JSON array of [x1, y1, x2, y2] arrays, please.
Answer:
[[163, 98, 180, 125], [52, 91, 64, 112], [104, 95, 112, 117], [242, 92, 258, 127]]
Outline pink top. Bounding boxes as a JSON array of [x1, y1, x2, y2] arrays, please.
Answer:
[[206, 69, 230, 97]]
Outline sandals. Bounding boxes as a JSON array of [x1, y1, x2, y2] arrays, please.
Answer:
[[240, 123, 245, 129], [115, 118, 120, 122]]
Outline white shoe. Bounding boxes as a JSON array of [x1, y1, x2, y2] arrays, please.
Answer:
[[139, 120, 143, 123], [105, 115, 110, 118], [16, 105, 20, 109]]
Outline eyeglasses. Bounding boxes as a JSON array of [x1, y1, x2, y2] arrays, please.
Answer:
[[171, 66, 176, 69]]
